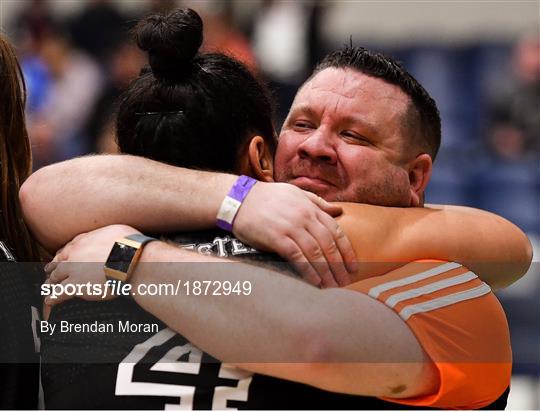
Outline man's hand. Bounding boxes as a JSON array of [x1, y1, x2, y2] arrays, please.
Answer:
[[21, 156, 356, 287], [44, 225, 141, 305], [233, 182, 358, 288]]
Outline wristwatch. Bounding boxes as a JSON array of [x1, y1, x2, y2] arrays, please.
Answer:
[[104, 234, 157, 282]]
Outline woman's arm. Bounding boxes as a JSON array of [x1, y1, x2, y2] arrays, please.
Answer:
[[337, 203, 533, 290]]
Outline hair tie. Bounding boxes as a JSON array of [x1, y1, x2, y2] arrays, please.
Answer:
[[135, 110, 184, 117]]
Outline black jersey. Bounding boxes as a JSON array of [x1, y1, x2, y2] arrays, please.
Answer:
[[0, 240, 41, 409], [41, 231, 508, 410]]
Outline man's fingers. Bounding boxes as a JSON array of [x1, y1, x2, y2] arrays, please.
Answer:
[[44, 279, 74, 307], [55, 247, 66, 259], [44, 260, 58, 276], [44, 249, 67, 275], [306, 218, 352, 287], [317, 212, 359, 275], [278, 238, 321, 287], [303, 191, 342, 217], [288, 229, 339, 288], [49, 267, 70, 284]]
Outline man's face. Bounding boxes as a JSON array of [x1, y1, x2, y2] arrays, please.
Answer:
[[274, 68, 416, 206]]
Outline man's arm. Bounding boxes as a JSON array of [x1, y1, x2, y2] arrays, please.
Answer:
[[21, 155, 355, 287], [336, 203, 533, 290], [133, 243, 437, 398], [22, 154, 532, 289], [49, 226, 438, 399]]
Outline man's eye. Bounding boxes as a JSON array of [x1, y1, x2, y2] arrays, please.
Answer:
[[341, 131, 367, 143], [294, 121, 313, 129]]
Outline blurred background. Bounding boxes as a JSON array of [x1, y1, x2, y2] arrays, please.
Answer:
[[1, 0, 539, 408]]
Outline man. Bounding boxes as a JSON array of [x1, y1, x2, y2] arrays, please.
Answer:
[[22, 48, 529, 288], [24, 47, 525, 408]]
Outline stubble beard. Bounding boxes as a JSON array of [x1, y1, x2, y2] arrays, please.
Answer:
[[275, 165, 411, 206], [322, 172, 411, 206]]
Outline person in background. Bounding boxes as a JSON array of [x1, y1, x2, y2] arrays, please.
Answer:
[[0, 34, 42, 409], [251, 0, 319, 123], [67, 0, 128, 63], [486, 32, 540, 161], [27, 25, 103, 168], [84, 36, 146, 154], [194, 1, 258, 71]]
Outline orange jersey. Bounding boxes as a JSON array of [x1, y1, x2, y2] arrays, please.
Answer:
[[347, 261, 512, 409]]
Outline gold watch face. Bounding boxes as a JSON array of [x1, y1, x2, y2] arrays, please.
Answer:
[[104, 266, 129, 283], [104, 239, 141, 282]]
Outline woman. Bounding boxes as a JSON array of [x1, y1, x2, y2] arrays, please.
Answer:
[[0, 34, 42, 409], [37, 9, 528, 409], [39, 9, 283, 409]]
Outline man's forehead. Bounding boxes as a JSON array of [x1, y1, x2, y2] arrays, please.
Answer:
[[297, 67, 409, 105]]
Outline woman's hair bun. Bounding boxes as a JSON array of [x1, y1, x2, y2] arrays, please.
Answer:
[[135, 8, 203, 80]]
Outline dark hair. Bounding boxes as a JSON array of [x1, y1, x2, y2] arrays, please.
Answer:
[[116, 8, 276, 173], [0, 35, 41, 261], [316, 46, 441, 161]]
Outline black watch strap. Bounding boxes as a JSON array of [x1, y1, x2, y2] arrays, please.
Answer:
[[125, 234, 158, 246]]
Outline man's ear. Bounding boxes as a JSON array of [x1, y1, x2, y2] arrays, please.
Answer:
[[248, 136, 274, 182], [407, 153, 432, 207]]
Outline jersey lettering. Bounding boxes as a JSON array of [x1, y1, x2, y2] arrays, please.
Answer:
[[116, 328, 253, 410]]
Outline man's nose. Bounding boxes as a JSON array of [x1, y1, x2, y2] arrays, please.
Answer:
[[297, 128, 337, 164]]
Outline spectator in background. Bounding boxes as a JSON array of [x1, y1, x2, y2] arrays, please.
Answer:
[[187, 1, 257, 71], [12, 0, 54, 116], [251, 0, 323, 124], [67, 0, 128, 63], [28, 25, 103, 168], [474, 32, 540, 234], [146, 0, 177, 15], [21, 55, 51, 115], [11, 0, 53, 52], [486, 32, 540, 161], [85, 37, 146, 154]]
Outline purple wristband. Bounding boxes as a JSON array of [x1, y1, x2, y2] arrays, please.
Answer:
[[216, 175, 258, 231]]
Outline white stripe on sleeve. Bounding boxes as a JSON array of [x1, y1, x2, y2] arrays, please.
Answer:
[[368, 262, 462, 299], [385, 271, 478, 308], [398, 282, 492, 321]]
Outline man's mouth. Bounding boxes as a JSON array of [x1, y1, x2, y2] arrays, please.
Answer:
[[290, 176, 335, 191]]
